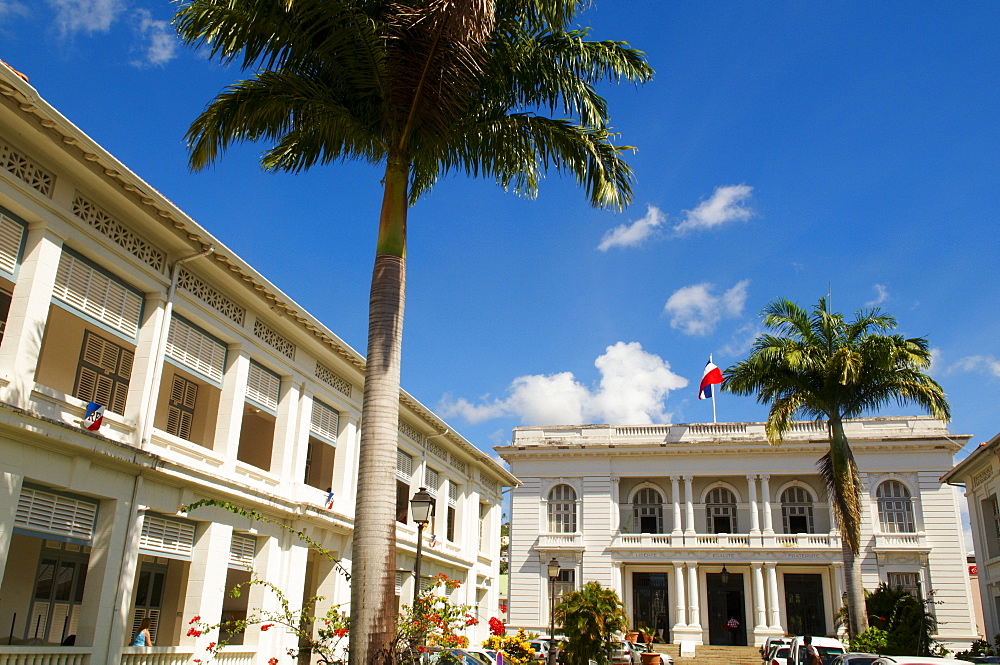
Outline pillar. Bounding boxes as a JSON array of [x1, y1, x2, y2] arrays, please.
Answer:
[[0, 470, 24, 585], [611, 476, 621, 533], [752, 563, 766, 630], [765, 562, 780, 629], [671, 476, 682, 536], [124, 293, 166, 445], [0, 225, 63, 407], [213, 346, 250, 471], [270, 376, 304, 480], [687, 563, 700, 628], [684, 476, 695, 536], [747, 474, 760, 535], [673, 563, 687, 628], [760, 475, 774, 535], [330, 413, 360, 512], [177, 522, 234, 645]]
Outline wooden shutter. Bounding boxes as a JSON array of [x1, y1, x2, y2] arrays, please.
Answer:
[[139, 515, 195, 559], [310, 399, 339, 443], [245, 361, 279, 412], [166, 375, 197, 440], [15, 487, 97, 541], [53, 252, 142, 338], [0, 211, 24, 276], [165, 316, 225, 384], [74, 331, 132, 415]]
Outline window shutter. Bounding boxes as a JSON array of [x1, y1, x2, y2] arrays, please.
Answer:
[[396, 450, 413, 481], [53, 252, 142, 338], [229, 534, 256, 570], [449, 481, 459, 507], [139, 515, 196, 559], [0, 211, 24, 276], [75, 331, 133, 415], [15, 487, 97, 541], [165, 317, 226, 384], [166, 376, 197, 440], [395, 571, 403, 595], [310, 400, 339, 443], [425, 468, 439, 496], [246, 361, 279, 412]]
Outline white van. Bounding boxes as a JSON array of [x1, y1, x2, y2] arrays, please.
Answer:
[[787, 636, 846, 665]]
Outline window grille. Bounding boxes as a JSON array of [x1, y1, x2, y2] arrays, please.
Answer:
[[138, 515, 196, 559], [74, 330, 133, 415], [547, 484, 577, 533], [876, 480, 915, 533], [781, 486, 815, 534], [53, 251, 142, 338], [245, 361, 280, 412], [887, 572, 920, 598], [165, 316, 225, 384], [0, 141, 54, 197], [15, 487, 97, 541], [166, 375, 197, 441], [310, 399, 339, 443], [632, 487, 664, 534], [229, 534, 256, 570]]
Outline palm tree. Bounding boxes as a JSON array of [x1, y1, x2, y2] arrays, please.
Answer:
[[722, 297, 950, 638], [172, 2, 652, 663], [554, 581, 629, 665]]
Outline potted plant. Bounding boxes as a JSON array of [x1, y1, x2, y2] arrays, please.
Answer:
[[638, 628, 660, 665], [626, 629, 640, 643]]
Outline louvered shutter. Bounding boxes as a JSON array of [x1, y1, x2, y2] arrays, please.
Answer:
[[449, 481, 459, 507], [53, 252, 142, 338], [425, 467, 439, 496], [395, 571, 403, 595], [229, 534, 256, 570], [15, 487, 97, 541], [246, 361, 279, 412], [397, 450, 413, 482], [165, 316, 226, 384], [138, 515, 196, 559], [0, 211, 24, 276], [75, 331, 133, 415], [131, 609, 160, 644], [166, 375, 197, 440], [310, 400, 339, 443]]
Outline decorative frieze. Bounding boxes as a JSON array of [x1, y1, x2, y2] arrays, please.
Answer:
[[1, 141, 53, 197], [450, 454, 467, 475], [315, 362, 351, 397], [479, 473, 499, 493], [973, 466, 995, 489], [253, 318, 295, 359], [72, 193, 165, 272], [427, 439, 448, 460], [177, 267, 246, 326], [399, 420, 424, 445]]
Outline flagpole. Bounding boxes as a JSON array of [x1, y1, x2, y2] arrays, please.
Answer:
[[710, 354, 717, 423]]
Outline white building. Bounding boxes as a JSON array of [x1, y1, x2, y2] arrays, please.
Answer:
[[0, 61, 516, 664], [941, 431, 1000, 644], [499, 417, 978, 651]]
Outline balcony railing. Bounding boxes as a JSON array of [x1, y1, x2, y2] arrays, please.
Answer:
[[120, 647, 256, 664], [610, 532, 842, 549], [538, 533, 584, 549], [0, 647, 92, 665], [873, 533, 928, 550]]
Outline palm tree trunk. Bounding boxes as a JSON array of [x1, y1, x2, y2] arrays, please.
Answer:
[[830, 418, 869, 638], [350, 156, 408, 665]]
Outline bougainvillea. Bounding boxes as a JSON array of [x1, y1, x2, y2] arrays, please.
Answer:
[[489, 617, 505, 636]]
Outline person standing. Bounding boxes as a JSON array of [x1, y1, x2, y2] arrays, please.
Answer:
[[130, 618, 153, 647]]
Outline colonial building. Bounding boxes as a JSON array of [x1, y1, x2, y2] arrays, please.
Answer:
[[499, 417, 978, 651], [941, 431, 1000, 643], [0, 62, 515, 664]]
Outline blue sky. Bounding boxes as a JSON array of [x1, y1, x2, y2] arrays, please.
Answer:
[[2, 1, 998, 467]]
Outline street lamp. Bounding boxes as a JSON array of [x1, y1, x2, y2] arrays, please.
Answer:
[[547, 557, 560, 665], [720, 565, 729, 585], [410, 487, 436, 609]]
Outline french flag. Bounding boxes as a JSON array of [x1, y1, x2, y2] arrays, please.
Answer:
[[698, 359, 724, 400], [82, 402, 104, 431]]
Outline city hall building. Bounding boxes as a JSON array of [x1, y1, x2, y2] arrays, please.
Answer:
[[499, 418, 978, 651], [0, 61, 515, 664]]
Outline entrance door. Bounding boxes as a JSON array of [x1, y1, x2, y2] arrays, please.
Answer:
[[706, 572, 746, 646], [26, 546, 88, 643], [784, 574, 825, 636], [632, 572, 669, 643]]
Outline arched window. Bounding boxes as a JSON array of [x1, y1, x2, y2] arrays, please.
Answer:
[[547, 484, 577, 533], [632, 487, 664, 534], [706, 487, 737, 534], [877, 480, 915, 533], [781, 486, 815, 534]]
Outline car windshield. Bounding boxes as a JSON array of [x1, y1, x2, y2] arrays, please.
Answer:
[[845, 659, 876, 665]]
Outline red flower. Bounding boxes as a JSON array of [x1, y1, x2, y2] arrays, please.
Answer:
[[334, 628, 349, 638], [499, 604, 507, 614], [189, 616, 201, 624], [261, 624, 274, 631], [187, 628, 203, 637], [418, 646, 428, 653], [269, 658, 279, 665], [207, 642, 217, 651]]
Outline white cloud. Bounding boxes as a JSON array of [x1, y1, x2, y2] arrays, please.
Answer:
[[866, 283, 889, 307], [46, 0, 124, 35], [0, 1, 30, 22], [928, 347, 942, 374], [673, 184, 754, 235], [720, 322, 761, 358], [438, 342, 688, 426], [951, 355, 1000, 378], [664, 279, 750, 336], [132, 9, 177, 67], [597, 204, 666, 251]]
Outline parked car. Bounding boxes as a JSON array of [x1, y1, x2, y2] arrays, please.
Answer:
[[763, 638, 792, 660], [870, 658, 974, 665], [969, 659, 1000, 664], [766, 646, 791, 665], [464, 648, 512, 665], [529, 637, 566, 664], [421, 647, 490, 665], [610, 640, 638, 665], [787, 636, 846, 665], [830, 654, 880, 665]]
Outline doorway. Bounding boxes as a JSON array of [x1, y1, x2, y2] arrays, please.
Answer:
[[631, 572, 669, 643], [706, 572, 746, 646], [784, 574, 825, 636]]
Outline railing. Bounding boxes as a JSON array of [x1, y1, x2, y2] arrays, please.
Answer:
[[617, 533, 673, 546], [611, 532, 842, 549], [615, 425, 671, 437], [775, 533, 836, 547], [538, 533, 583, 548], [0, 647, 91, 664], [874, 533, 927, 549], [121, 647, 255, 664]]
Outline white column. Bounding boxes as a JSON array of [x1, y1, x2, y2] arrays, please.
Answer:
[[0, 471, 24, 591], [747, 474, 760, 535], [0, 225, 63, 407], [832, 562, 845, 614], [765, 562, 780, 629], [271, 377, 305, 481], [673, 563, 687, 628], [124, 293, 167, 444], [213, 346, 250, 471], [331, 413, 360, 511], [671, 476, 682, 536], [177, 522, 234, 646], [684, 475, 695, 536], [752, 562, 766, 630], [687, 562, 700, 628], [760, 474, 774, 535], [611, 476, 621, 533]]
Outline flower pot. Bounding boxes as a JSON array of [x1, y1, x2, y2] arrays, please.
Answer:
[[626, 632, 639, 643], [640, 652, 661, 665]]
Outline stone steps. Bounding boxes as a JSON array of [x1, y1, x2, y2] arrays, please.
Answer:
[[656, 644, 763, 665]]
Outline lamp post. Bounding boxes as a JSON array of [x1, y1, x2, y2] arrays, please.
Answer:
[[410, 487, 436, 610], [720, 565, 729, 585], [547, 557, 560, 665]]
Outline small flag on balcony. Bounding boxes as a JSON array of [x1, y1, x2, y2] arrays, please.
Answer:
[[325, 490, 335, 509], [698, 359, 724, 400], [82, 402, 104, 431]]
